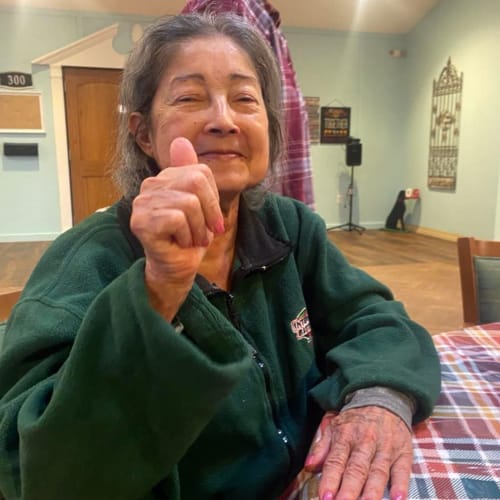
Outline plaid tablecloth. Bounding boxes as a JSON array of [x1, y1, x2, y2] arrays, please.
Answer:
[[283, 323, 500, 499]]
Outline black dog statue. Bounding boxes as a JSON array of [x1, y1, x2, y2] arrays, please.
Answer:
[[385, 190, 406, 231]]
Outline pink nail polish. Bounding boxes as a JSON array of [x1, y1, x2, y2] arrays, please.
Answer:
[[322, 492, 334, 500], [391, 494, 405, 500], [305, 455, 315, 467], [215, 218, 225, 235]]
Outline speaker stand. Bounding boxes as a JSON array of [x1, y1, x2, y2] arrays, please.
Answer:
[[329, 166, 366, 234]]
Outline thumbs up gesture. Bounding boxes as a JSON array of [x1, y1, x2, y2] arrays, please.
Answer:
[[130, 137, 224, 320]]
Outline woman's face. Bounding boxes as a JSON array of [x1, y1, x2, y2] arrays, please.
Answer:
[[136, 35, 270, 197]]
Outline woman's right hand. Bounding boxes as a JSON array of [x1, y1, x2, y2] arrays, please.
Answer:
[[130, 137, 224, 320]]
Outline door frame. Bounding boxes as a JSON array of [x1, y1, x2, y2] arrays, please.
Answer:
[[32, 24, 126, 232]]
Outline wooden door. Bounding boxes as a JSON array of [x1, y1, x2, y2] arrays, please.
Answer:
[[63, 67, 122, 224]]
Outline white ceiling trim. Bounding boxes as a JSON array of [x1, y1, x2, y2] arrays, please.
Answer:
[[32, 23, 119, 65]]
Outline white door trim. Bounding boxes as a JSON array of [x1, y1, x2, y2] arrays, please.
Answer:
[[33, 24, 125, 231]]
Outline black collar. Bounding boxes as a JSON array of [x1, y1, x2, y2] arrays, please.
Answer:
[[234, 198, 292, 276], [116, 196, 292, 283]]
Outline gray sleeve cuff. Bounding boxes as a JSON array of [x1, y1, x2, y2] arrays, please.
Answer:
[[341, 386, 417, 430]]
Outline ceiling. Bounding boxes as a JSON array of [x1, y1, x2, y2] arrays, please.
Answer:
[[0, 0, 441, 33]]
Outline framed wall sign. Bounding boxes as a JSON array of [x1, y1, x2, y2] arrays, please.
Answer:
[[304, 96, 320, 144], [320, 106, 350, 144]]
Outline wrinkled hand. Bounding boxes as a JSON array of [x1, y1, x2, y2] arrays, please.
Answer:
[[305, 406, 412, 500], [130, 137, 225, 319]]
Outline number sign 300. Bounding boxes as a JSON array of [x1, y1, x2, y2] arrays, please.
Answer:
[[0, 72, 33, 88]]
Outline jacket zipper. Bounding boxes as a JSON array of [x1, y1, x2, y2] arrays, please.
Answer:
[[204, 275, 295, 461], [224, 292, 293, 456]]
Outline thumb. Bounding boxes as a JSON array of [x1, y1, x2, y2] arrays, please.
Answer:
[[169, 137, 198, 167], [305, 412, 336, 472]]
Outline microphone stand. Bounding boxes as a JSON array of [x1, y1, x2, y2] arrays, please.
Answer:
[[329, 165, 365, 234]]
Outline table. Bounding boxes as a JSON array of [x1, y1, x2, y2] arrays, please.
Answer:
[[283, 323, 500, 499]]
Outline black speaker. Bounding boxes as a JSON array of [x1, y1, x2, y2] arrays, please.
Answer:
[[346, 143, 362, 166]]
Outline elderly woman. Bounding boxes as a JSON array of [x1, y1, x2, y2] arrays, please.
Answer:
[[0, 13, 440, 500]]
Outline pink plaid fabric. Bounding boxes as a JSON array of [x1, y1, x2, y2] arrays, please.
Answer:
[[181, 0, 315, 209], [282, 323, 500, 499]]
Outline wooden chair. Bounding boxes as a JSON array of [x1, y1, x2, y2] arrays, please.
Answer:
[[457, 237, 500, 326], [0, 288, 23, 352], [0, 288, 23, 323]]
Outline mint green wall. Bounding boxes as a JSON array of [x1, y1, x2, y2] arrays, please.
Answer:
[[0, 8, 153, 242], [0, 9, 72, 241], [404, 0, 500, 239], [1, 2, 499, 240], [496, 172, 500, 238], [284, 29, 407, 227]]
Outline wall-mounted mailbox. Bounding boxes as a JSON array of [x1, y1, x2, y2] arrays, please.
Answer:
[[3, 143, 39, 157]]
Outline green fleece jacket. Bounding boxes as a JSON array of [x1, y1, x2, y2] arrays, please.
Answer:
[[0, 194, 440, 500]]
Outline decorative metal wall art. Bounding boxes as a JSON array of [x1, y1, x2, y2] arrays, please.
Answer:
[[427, 58, 463, 190]]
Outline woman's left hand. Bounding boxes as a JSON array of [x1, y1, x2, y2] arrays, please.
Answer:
[[304, 406, 413, 500]]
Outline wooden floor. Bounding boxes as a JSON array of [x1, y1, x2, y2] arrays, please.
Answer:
[[328, 229, 463, 334], [0, 230, 464, 334]]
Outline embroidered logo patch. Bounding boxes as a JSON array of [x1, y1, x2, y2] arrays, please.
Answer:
[[290, 307, 312, 343]]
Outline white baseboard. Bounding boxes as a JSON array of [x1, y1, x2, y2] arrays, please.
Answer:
[[0, 233, 59, 243], [1, 225, 459, 243], [325, 222, 461, 242], [406, 225, 461, 242]]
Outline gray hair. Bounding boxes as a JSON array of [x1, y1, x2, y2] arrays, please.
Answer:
[[114, 12, 284, 206]]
